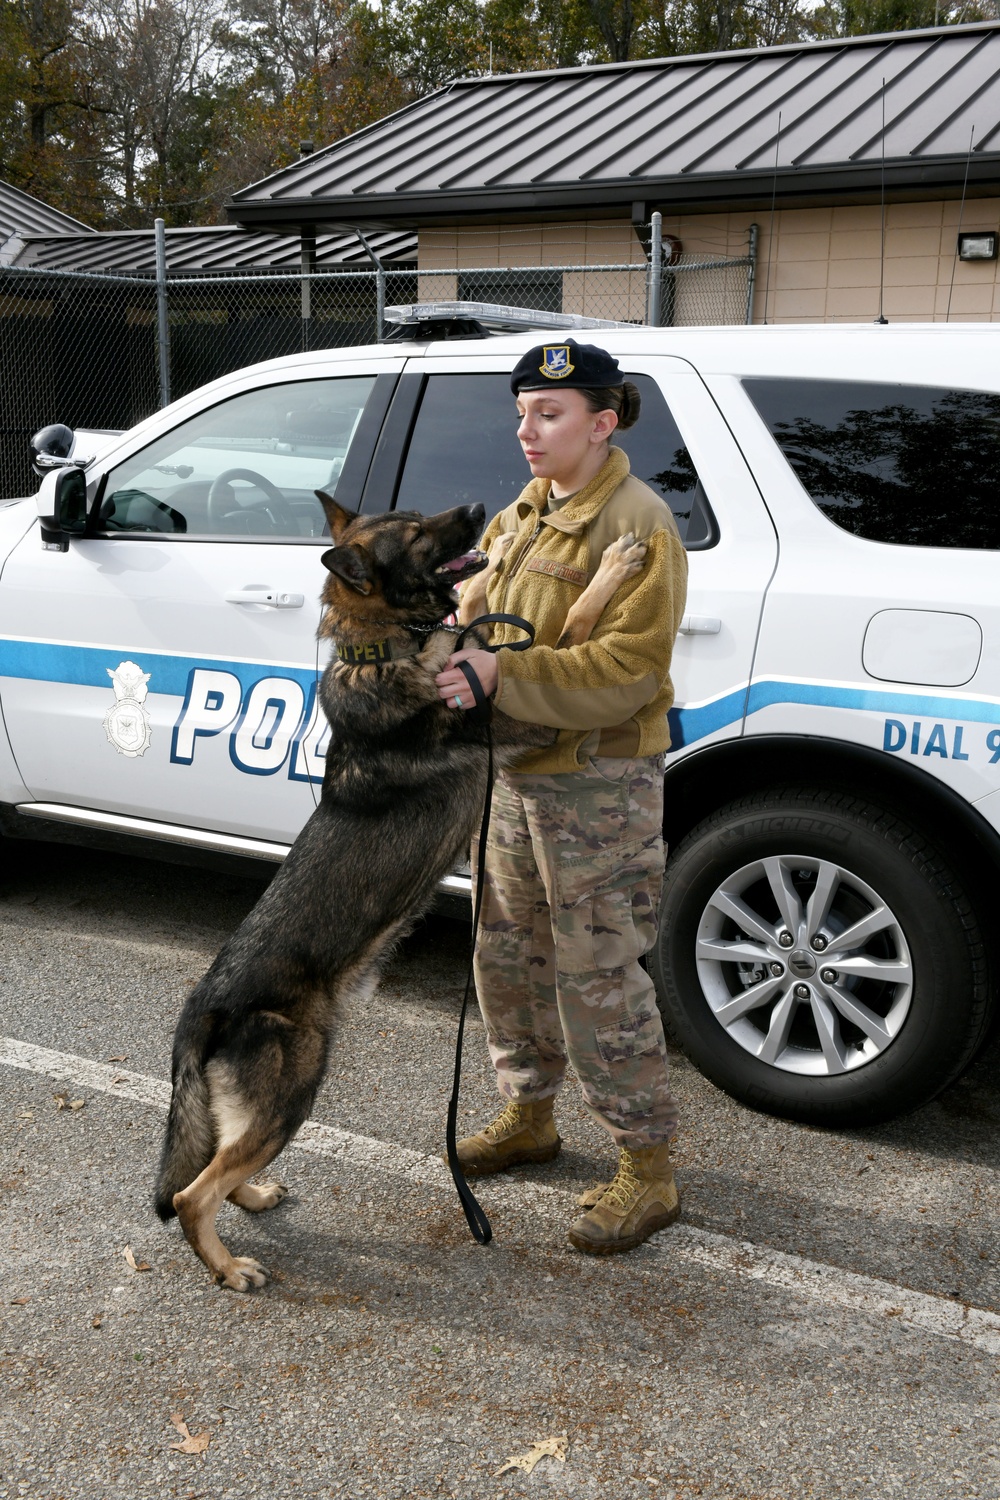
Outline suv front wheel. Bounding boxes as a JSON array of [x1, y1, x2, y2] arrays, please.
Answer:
[[650, 789, 992, 1127]]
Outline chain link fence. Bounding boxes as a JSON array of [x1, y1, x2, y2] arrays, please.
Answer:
[[0, 227, 755, 498]]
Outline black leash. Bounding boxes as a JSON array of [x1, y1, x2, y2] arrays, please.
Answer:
[[444, 612, 535, 1246]]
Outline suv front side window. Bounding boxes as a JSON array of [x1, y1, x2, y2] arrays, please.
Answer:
[[744, 377, 1000, 549], [98, 376, 376, 539], [393, 372, 717, 548]]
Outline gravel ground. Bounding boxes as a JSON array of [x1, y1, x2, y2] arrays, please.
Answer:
[[1, 839, 999, 1500]]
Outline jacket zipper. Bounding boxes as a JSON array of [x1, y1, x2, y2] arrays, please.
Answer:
[[499, 516, 543, 613]]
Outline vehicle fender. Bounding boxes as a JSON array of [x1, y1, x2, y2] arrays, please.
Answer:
[[0, 503, 43, 804], [662, 732, 1000, 901]]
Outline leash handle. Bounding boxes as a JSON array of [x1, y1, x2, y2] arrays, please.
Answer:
[[457, 612, 535, 653], [444, 618, 536, 1247]]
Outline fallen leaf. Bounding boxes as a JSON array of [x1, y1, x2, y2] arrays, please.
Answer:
[[123, 1245, 151, 1272], [91, 1315, 102, 1328], [169, 1413, 211, 1456], [53, 1091, 86, 1111], [495, 1435, 568, 1476], [11, 1296, 30, 1305], [110, 1075, 127, 1086], [17, 1111, 33, 1120], [107, 1055, 128, 1063]]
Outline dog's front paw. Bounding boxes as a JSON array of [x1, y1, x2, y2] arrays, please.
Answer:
[[218, 1256, 269, 1292], [602, 533, 647, 579]]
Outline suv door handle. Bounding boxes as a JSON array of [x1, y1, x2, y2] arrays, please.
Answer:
[[679, 614, 721, 635], [225, 586, 304, 609]]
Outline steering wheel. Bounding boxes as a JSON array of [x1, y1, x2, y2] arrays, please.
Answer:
[[206, 468, 297, 534]]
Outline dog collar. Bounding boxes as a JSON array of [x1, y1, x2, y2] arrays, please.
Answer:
[[334, 636, 423, 665]]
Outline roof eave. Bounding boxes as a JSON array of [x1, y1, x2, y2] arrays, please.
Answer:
[[226, 154, 1000, 230]]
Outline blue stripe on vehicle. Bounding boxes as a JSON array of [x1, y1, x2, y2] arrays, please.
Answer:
[[0, 639, 317, 697], [746, 679, 1000, 725], [668, 687, 748, 751], [5, 640, 1000, 749]]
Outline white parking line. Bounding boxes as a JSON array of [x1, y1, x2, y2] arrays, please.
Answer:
[[4, 1034, 999, 1356]]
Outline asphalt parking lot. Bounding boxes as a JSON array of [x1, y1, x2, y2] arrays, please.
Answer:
[[2, 839, 999, 1500]]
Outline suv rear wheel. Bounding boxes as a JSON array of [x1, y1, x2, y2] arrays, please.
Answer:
[[650, 789, 992, 1126]]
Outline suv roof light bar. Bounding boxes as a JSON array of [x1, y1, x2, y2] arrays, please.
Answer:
[[381, 300, 636, 341]]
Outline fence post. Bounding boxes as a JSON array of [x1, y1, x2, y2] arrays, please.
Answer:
[[745, 223, 759, 325], [301, 227, 316, 351], [646, 211, 662, 327], [354, 229, 387, 340], [154, 218, 171, 408]]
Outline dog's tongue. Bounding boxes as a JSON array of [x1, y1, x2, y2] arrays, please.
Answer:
[[441, 550, 480, 571]]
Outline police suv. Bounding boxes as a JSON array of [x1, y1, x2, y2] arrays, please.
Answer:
[[4, 305, 999, 1129]]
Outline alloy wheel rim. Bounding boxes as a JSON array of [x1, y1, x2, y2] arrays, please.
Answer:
[[695, 855, 913, 1076]]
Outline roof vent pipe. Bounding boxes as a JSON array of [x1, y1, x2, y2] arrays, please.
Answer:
[[299, 140, 314, 157]]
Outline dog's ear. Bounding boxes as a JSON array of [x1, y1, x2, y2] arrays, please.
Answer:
[[321, 544, 373, 595], [316, 489, 357, 542]]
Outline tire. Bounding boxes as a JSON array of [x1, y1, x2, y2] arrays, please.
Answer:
[[650, 788, 992, 1127]]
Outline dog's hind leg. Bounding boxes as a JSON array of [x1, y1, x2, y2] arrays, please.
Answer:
[[172, 1133, 286, 1291], [228, 1180, 289, 1212], [555, 533, 647, 649]]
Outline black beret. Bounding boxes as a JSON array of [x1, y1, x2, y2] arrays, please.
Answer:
[[510, 339, 624, 395]]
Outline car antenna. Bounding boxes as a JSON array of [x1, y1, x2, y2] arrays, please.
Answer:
[[762, 111, 781, 326], [945, 124, 976, 323], [875, 78, 888, 325]]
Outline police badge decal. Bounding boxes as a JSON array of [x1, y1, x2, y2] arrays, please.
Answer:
[[104, 660, 152, 757]]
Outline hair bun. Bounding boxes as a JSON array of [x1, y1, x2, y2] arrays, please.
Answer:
[[618, 381, 641, 431]]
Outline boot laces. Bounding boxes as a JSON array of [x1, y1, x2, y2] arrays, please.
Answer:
[[601, 1148, 642, 1212], [484, 1100, 524, 1141]]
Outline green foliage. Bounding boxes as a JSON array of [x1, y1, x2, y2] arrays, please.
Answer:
[[1, 0, 993, 230]]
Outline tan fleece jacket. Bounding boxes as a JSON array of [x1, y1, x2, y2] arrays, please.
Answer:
[[480, 447, 688, 775]]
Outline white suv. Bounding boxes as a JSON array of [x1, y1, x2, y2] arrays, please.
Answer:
[[4, 318, 999, 1128]]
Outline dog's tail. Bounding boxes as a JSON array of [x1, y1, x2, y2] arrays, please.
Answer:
[[154, 1022, 215, 1221]]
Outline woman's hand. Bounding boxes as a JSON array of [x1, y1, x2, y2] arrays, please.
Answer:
[[435, 649, 499, 710]]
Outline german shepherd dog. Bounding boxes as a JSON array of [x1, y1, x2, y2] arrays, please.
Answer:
[[155, 491, 646, 1290]]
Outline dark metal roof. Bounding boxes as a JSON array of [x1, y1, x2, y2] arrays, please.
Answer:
[[6, 222, 416, 273], [0, 181, 92, 257], [228, 22, 1000, 227]]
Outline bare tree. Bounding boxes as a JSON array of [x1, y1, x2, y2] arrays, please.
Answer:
[[80, 0, 215, 220]]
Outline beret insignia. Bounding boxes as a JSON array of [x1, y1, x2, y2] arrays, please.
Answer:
[[540, 345, 574, 380]]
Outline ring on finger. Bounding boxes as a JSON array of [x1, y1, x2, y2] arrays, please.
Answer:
[[453, 695, 463, 708]]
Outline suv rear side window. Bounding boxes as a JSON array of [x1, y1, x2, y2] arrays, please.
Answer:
[[744, 377, 1000, 549], [394, 373, 716, 548]]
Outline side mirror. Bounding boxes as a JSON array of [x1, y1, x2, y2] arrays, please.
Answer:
[[31, 423, 76, 475], [36, 466, 89, 551], [57, 467, 87, 532]]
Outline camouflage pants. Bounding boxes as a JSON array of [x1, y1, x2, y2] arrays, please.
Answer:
[[471, 755, 679, 1149]]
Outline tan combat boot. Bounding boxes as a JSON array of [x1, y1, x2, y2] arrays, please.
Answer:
[[568, 1143, 680, 1255], [451, 1098, 561, 1177]]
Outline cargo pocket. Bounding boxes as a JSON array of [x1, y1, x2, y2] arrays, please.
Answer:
[[594, 1006, 663, 1065], [552, 836, 665, 975]]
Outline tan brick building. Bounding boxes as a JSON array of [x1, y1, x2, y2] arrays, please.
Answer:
[[230, 23, 1000, 327]]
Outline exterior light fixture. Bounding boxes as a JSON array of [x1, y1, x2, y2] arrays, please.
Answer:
[[957, 231, 998, 260]]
